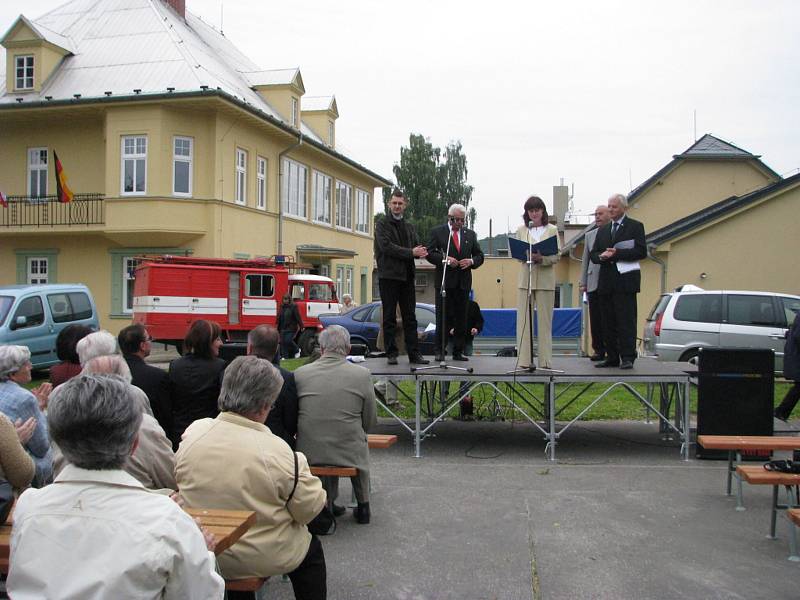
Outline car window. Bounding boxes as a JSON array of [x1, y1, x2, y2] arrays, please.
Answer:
[[68, 292, 93, 321], [647, 295, 672, 320], [46, 292, 93, 323], [727, 294, 779, 327], [13, 296, 45, 328], [415, 306, 435, 329], [308, 283, 333, 301], [367, 305, 382, 324], [244, 274, 275, 297], [781, 297, 800, 326], [350, 305, 372, 323], [673, 294, 722, 323], [0, 296, 14, 326], [290, 283, 305, 300]]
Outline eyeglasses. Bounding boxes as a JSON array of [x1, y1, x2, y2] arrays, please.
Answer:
[[450, 217, 465, 223]]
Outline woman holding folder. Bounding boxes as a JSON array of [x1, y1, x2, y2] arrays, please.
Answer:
[[514, 196, 561, 369]]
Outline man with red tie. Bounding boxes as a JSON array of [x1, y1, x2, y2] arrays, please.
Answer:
[[426, 204, 484, 361]]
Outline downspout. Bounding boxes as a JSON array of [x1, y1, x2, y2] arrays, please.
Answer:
[[277, 133, 303, 255], [648, 244, 667, 294]]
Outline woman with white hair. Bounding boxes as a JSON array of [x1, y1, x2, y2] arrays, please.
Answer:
[[76, 330, 118, 366], [339, 294, 358, 314], [0, 346, 53, 487]]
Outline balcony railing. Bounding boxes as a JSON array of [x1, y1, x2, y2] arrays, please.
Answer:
[[0, 194, 105, 227]]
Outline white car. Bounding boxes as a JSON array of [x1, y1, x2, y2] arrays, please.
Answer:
[[642, 287, 800, 373]]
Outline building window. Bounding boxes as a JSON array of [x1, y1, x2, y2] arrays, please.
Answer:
[[345, 266, 354, 297], [27, 257, 48, 284], [312, 171, 332, 224], [15, 55, 34, 90], [320, 265, 330, 277], [355, 189, 370, 234], [336, 181, 352, 229], [291, 96, 299, 127], [334, 265, 354, 298], [328, 121, 334, 147], [27, 148, 48, 198], [256, 156, 267, 210], [335, 266, 344, 299], [281, 158, 307, 218], [123, 257, 138, 314], [121, 136, 147, 195], [173, 136, 193, 197], [235, 148, 247, 205]]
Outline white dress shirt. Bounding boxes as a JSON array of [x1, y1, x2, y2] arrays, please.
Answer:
[[8, 465, 224, 600]]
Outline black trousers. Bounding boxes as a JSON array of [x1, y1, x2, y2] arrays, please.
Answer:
[[599, 291, 638, 364], [378, 278, 419, 357], [775, 382, 800, 419], [587, 290, 606, 357], [434, 287, 468, 355]]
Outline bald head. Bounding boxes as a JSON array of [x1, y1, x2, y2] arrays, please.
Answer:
[[594, 205, 610, 227]]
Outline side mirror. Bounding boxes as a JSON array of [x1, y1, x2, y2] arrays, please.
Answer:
[[11, 315, 27, 330]]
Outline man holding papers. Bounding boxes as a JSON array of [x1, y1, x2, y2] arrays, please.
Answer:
[[589, 193, 647, 369], [513, 196, 561, 369]]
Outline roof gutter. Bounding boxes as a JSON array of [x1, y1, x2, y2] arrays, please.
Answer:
[[647, 244, 667, 294], [277, 133, 304, 256]]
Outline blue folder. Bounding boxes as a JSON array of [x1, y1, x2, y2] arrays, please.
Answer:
[[508, 234, 558, 261]]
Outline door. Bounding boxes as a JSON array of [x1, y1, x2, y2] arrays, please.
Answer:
[[719, 294, 786, 372], [8, 295, 54, 367], [240, 272, 277, 329]]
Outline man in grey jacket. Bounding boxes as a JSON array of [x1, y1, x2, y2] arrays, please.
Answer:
[[579, 205, 610, 361], [295, 325, 377, 524]]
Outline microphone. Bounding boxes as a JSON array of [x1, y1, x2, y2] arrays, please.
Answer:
[[527, 220, 534, 229]]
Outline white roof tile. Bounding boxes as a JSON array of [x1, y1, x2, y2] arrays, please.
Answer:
[[302, 95, 334, 112], [242, 68, 299, 87]]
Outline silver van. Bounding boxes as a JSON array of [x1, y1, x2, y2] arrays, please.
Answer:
[[0, 284, 99, 369], [642, 287, 800, 373]]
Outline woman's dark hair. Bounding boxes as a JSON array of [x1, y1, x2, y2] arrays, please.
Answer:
[[184, 319, 222, 359], [56, 324, 93, 363], [522, 196, 549, 227]]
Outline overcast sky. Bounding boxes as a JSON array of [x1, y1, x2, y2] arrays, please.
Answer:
[[2, 0, 799, 237]]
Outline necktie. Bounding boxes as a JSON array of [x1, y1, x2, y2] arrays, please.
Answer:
[[453, 230, 460, 254], [611, 221, 619, 239]]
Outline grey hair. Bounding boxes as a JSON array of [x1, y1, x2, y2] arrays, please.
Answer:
[[448, 203, 467, 216], [77, 330, 118, 365], [218, 355, 283, 416], [0, 345, 31, 381], [48, 374, 143, 470], [82, 355, 132, 383], [247, 324, 279, 361], [318, 324, 350, 355], [342, 294, 352, 301], [608, 193, 628, 208]]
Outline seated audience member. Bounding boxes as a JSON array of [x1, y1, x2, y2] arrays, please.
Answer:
[[119, 323, 172, 435], [168, 319, 226, 450], [295, 325, 377, 524], [51, 355, 176, 491], [76, 329, 118, 365], [176, 356, 327, 599], [0, 346, 53, 487], [247, 324, 298, 448], [49, 324, 92, 387], [8, 374, 224, 599], [0, 413, 35, 495]]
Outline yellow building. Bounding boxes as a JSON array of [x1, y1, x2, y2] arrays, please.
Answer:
[[562, 134, 797, 353], [0, 0, 389, 333]]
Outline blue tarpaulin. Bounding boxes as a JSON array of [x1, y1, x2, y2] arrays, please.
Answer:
[[479, 308, 582, 338]]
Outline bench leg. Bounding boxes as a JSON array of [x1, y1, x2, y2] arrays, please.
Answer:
[[735, 453, 746, 511], [726, 450, 734, 496], [768, 485, 780, 539], [789, 520, 800, 562]]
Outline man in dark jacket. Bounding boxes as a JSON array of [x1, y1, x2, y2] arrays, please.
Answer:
[[427, 204, 484, 361], [118, 323, 171, 436], [247, 324, 298, 447], [774, 310, 800, 421], [374, 189, 430, 366]]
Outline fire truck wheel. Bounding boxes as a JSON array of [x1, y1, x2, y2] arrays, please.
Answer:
[[297, 330, 318, 357]]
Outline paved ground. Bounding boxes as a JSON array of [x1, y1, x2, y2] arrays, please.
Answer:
[[261, 418, 799, 600]]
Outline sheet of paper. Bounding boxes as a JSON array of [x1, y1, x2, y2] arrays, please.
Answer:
[[613, 239, 635, 250], [616, 260, 640, 274], [424, 322, 436, 333]]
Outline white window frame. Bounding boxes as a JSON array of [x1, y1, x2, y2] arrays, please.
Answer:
[[355, 188, 371, 234], [172, 136, 193, 197], [121, 135, 147, 196], [256, 156, 267, 210], [291, 96, 299, 127], [345, 266, 354, 297], [123, 257, 138, 314], [312, 171, 332, 225], [320, 265, 330, 278], [15, 55, 34, 90], [27, 257, 48, 285], [335, 265, 344, 299], [336, 181, 353, 230], [281, 158, 308, 219], [27, 147, 48, 198], [235, 148, 247, 205]]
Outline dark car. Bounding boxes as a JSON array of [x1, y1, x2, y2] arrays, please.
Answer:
[[318, 301, 437, 355]]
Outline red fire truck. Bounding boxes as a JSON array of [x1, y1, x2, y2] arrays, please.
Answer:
[[132, 255, 340, 355]]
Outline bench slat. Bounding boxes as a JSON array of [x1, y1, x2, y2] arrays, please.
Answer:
[[697, 435, 800, 451], [736, 465, 800, 485], [368, 434, 398, 449], [310, 466, 357, 477]]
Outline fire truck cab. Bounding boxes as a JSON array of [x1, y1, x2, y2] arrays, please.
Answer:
[[132, 255, 340, 355]]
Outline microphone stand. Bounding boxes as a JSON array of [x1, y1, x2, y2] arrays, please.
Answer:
[[413, 226, 472, 375]]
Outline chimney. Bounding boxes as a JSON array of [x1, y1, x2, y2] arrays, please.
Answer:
[[163, 0, 186, 18], [552, 184, 569, 232]]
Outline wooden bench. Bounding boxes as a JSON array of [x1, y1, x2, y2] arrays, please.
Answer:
[[368, 434, 398, 449], [786, 509, 800, 562], [735, 465, 800, 539], [697, 435, 800, 510], [225, 577, 269, 599]]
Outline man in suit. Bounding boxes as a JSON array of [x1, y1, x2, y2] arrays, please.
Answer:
[[374, 189, 430, 366], [589, 193, 647, 370], [579, 205, 611, 361], [427, 204, 485, 361], [247, 324, 298, 449], [118, 323, 171, 435]]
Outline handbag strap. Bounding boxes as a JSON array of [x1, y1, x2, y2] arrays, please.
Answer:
[[285, 451, 299, 506]]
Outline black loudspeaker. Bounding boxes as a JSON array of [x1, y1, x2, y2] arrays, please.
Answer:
[[696, 347, 774, 459], [219, 342, 248, 365]]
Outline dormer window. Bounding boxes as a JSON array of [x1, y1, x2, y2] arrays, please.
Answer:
[[15, 55, 34, 90], [291, 96, 299, 127]]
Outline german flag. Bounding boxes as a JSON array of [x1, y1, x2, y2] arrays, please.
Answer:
[[54, 150, 74, 204]]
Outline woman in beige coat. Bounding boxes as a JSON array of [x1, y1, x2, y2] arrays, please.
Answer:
[[515, 196, 561, 369]]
